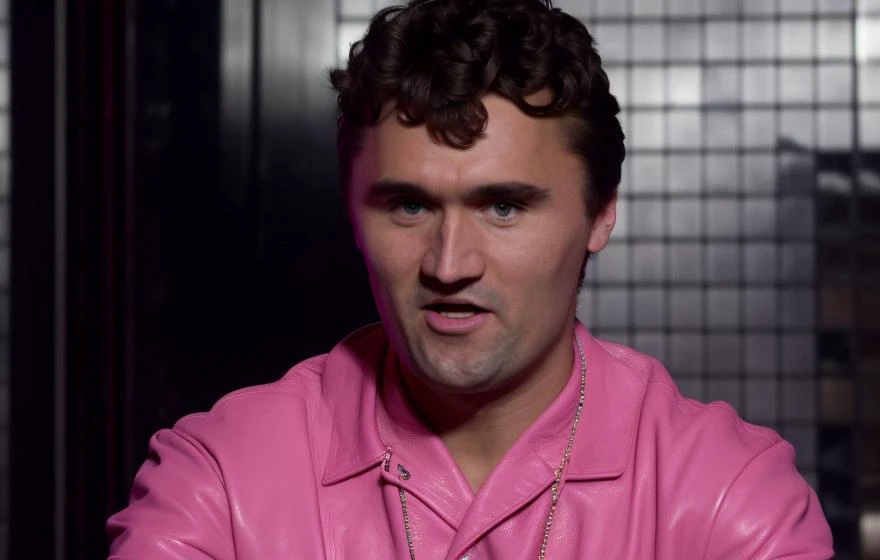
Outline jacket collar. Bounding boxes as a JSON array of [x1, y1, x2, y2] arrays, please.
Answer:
[[320, 325, 390, 485], [320, 322, 649, 486], [540, 323, 650, 480]]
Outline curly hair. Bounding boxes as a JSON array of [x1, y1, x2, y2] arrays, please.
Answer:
[[329, 0, 625, 218]]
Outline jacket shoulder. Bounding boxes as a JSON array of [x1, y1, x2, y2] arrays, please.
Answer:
[[174, 323, 388, 438], [175, 353, 323, 426], [595, 340, 831, 556], [108, 345, 352, 559], [597, 337, 781, 454]]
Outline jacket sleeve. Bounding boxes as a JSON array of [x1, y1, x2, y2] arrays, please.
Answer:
[[107, 426, 234, 559], [703, 440, 834, 559]]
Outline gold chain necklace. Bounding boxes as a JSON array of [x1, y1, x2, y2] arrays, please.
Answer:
[[385, 335, 588, 560]]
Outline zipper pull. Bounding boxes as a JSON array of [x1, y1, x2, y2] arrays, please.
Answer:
[[396, 464, 411, 481], [383, 446, 392, 472]]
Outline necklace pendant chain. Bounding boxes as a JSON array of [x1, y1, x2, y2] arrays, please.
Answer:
[[399, 487, 417, 560], [396, 334, 588, 560], [538, 334, 587, 560]]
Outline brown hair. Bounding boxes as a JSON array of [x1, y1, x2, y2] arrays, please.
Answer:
[[329, 0, 625, 218]]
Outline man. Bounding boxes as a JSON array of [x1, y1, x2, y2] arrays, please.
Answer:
[[108, 0, 834, 558]]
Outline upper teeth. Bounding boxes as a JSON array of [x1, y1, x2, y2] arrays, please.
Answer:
[[441, 311, 476, 318]]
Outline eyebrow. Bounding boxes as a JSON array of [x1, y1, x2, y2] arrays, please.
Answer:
[[364, 181, 430, 202], [365, 180, 552, 205], [469, 183, 552, 204]]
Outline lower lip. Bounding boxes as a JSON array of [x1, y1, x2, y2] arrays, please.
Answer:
[[423, 309, 490, 335]]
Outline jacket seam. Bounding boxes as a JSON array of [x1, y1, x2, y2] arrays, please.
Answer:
[[647, 381, 779, 446], [165, 387, 316, 433], [170, 423, 228, 488], [211, 364, 324, 409], [700, 439, 784, 560], [598, 340, 653, 382], [171, 421, 236, 554], [211, 386, 316, 410]]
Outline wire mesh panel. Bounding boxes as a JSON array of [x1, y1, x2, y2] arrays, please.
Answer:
[[567, 0, 871, 556]]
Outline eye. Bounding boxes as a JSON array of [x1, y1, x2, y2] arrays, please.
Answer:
[[485, 200, 521, 221], [492, 201, 515, 217], [390, 199, 429, 222], [403, 200, 428, 214]]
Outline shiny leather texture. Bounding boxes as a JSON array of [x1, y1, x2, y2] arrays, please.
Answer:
[[108, 323, 834, 559]]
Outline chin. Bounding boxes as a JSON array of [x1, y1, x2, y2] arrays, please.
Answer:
[[417, 374, 496, 396], [414, 357, 506, 393]]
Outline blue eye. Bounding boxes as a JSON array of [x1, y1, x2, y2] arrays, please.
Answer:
[[492, 201, 515, 217], [401, 201, 424, 215], [390, 199, 428, 222], [487, 201, 520, 221]]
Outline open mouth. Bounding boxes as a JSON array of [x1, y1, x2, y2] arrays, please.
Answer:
[[424, 303, 487, 319], [422, 302, 491, 334]]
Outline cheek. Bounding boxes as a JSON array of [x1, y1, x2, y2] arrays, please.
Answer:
[[497, 223, 587, 281], [360, 225, 424, 293]]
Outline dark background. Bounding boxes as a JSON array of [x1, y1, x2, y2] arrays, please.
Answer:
[[11, 0, 376, 558]]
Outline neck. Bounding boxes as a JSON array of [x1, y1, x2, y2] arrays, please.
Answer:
[[402, 326, 576, 492]]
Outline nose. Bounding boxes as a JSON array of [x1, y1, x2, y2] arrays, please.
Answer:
[[420, 211, 485, 285]]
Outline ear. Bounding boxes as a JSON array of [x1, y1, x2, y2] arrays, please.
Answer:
[[586, 194, 617, 254]]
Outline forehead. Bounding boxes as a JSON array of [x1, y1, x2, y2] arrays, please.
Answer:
[[349, 95, 585, 194]]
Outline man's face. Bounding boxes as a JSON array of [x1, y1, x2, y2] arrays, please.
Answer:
[[348, 95, 616, 394]]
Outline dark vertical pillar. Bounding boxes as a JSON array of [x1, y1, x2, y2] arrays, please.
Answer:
[[9, 1, 58, 558], [130, 0, 227, 451], [63, 0, 133, 557]]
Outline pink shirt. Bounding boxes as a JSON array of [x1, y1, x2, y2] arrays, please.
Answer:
[[108, 323, 833, 559]]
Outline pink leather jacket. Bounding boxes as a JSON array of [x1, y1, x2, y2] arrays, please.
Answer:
[[107, 323, 834, 559]]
